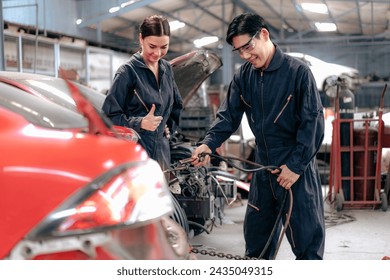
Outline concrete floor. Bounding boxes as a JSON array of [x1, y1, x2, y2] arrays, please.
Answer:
[[189, 188, 390, 260]]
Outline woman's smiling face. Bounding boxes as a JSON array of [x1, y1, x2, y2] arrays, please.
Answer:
[[140, 35, 170, 63]]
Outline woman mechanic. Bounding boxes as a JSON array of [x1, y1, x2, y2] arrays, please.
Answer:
[[102, 15, 183, 171]]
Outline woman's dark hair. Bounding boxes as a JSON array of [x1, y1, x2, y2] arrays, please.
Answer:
[[226, 13, 269, 45], [139, 15, 171, 38]]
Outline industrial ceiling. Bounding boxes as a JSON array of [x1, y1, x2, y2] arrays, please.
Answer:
[[75, 0, 390, 56]]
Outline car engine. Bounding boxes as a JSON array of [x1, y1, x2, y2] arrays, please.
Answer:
[[168, 135, 237, 237]]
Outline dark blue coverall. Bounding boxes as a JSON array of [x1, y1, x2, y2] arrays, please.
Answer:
[[201, 45, 325, 259], [102, 52, 183, 170]]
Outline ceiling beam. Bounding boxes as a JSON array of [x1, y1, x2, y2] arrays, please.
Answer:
[[277, 33, 390, 47], [187, 0, 230, 26], [231, 0, 281, 39], [321, 0, 337, 26], [78, 0, 161, 28], [146, 6, 216, 38], [109, 16, 138, 34], [259, 0, 296, 36], [354, 0, 364, 34]]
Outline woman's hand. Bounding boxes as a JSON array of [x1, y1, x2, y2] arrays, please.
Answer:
[[141, 104, 163, 131]]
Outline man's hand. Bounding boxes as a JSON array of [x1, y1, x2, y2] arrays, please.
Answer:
[[191, 144, 212, 166], [141, 104, 163, 131], [271, 164, 300, 190]]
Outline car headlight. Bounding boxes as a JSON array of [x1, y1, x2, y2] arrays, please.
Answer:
[[27, 159, 173, 239]]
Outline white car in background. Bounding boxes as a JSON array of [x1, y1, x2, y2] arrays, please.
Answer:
[[287, 52, 360, 92]]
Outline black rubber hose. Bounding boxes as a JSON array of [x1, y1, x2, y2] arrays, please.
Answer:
[[200, 152, 281, 173], [167, 151, 293, 259], [272, 188, 293, 260], [257, 189, 288, 259], [201, 152, 293, 260], [188, 221, 211, 235]]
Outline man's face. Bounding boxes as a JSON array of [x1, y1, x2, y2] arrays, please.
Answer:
[[232, 29, 269, 69]]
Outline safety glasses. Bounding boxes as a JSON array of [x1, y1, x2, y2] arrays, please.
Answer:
[[232, 31, 259, 55]]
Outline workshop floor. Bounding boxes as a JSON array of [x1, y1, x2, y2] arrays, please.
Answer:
[[190, 187, 390, 260]]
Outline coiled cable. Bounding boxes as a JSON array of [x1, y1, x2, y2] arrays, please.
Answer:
[[198, 152, 293, 260]]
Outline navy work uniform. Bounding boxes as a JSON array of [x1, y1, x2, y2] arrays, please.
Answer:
[[201, 45, 325, 259], [102, 52, 183, 171]]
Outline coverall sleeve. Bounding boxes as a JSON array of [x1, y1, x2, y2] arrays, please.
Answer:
[[101, 65, 143, 131], [286, 69, 325, 175], [201, 75, 245, 152]]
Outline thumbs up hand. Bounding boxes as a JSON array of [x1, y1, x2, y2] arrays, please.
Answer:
[[141, 104, 163, 131]]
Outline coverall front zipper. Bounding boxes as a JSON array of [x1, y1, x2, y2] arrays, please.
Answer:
[[259, 70, 276, 199], [148, 67, 164, 157]]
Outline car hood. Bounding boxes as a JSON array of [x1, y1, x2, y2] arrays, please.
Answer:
[[0, 71, 117, 136], [0, 71, 106, 112], [170, 50, 222, 106]]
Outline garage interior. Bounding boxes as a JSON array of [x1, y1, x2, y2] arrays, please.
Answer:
[[2, 0, 389, 91], [1, 0, 390, 260]]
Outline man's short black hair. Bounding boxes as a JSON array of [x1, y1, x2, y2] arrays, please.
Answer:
[[226, 13, 270, 46]]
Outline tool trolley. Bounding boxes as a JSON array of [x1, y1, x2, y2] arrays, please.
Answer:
[[327, 84, 389, 211]]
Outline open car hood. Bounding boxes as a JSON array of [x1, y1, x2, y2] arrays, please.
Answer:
[[170, 50, 222, 106]]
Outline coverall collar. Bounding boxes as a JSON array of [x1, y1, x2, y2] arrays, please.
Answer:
[[258, 44, 284, 73]]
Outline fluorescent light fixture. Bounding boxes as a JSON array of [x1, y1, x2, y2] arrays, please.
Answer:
[[301, 3, 328, 14], [76, 19, 83, 25], [315, 22, 337, 32], [109, 6, 120, 13], [193, 36, 219, 48], [169, 20, 185, 31], [121, 0, 139, 8]]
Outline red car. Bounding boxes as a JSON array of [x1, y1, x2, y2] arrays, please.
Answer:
[[0, 49, 225, 241], [0, 81, 190, 260]]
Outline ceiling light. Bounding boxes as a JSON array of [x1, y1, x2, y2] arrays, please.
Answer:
[[193, 36, 219, 48], [121, 0, 140, 8], [169, 20, 185, 31], [109, 6, 120, 13], [301, 3, 328, 14], [76, 19, 82, 25], [315, 22, 337, 32]]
